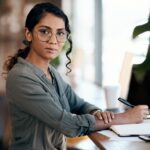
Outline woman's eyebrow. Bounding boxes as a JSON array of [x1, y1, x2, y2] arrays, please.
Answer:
[[38, 25, 51, 29], [38, 25, 65, 30]]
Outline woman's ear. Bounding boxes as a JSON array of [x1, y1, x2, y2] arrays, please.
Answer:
[[24, 27, 32, 42]]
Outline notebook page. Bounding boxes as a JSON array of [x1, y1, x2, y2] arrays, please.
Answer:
[[110, 120, 150, 136]]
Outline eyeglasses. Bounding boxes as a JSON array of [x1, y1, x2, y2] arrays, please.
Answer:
[[36, 28, 68, 43]]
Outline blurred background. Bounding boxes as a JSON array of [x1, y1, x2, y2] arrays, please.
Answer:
[[0, 0, 150, 149]]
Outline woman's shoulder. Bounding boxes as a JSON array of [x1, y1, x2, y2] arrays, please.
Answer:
[[8, 62, 32, 78], [7, 57, 42, 81]]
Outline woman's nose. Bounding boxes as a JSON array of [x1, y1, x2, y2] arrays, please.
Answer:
[[47, 33, 58, 44]]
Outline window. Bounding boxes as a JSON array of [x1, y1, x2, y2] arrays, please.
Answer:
[[102, 0, 150, 85]]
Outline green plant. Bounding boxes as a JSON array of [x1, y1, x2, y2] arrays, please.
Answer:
[[132, 14, 150, 82], [133, 15, 150, 39]]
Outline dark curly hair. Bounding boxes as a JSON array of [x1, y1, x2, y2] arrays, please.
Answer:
[[3, 2, 72, 76]]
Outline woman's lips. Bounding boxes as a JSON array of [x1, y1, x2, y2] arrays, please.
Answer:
[[45, 48, 58, 54]]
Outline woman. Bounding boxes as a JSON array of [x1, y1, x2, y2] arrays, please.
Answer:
[[4, 2, 149, 150]]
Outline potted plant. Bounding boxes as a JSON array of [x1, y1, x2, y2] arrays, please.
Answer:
[[127, 13, 150, 107]]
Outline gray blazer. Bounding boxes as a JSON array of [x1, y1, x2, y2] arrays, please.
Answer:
[[6, 57, 100, 150]]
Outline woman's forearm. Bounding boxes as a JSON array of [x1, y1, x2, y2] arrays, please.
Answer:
[[93, 105, 149, 131], [93, 113, 127, 131]]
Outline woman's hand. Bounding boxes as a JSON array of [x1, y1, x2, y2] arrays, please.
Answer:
[[123, 105, 149, 123], [92, 110, 115, 124], [92, 105, 149, 131]]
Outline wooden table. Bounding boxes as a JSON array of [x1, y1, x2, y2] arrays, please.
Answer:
[[89, 131, 150, 150]]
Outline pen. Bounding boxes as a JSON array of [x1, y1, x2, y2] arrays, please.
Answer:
[[118, 97, 150, 118], [118, 97, 135, 108]]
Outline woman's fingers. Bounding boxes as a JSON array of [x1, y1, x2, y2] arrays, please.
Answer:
[[110, 111, 115, 119], [97, 112, 115, 124], [125, 105, 149, 123]]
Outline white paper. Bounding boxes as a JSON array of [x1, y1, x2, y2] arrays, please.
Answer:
[[110, 120, 150, 136], [99, 130, 141, 141]]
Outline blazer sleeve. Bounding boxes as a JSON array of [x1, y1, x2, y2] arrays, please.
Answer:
[[65, 84, 101, 114]]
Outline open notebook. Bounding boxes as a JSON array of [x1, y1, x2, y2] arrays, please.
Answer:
[[110, 119, 150, 137]]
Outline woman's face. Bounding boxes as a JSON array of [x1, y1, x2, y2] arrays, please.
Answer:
[[25, 13, 66, 62]]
